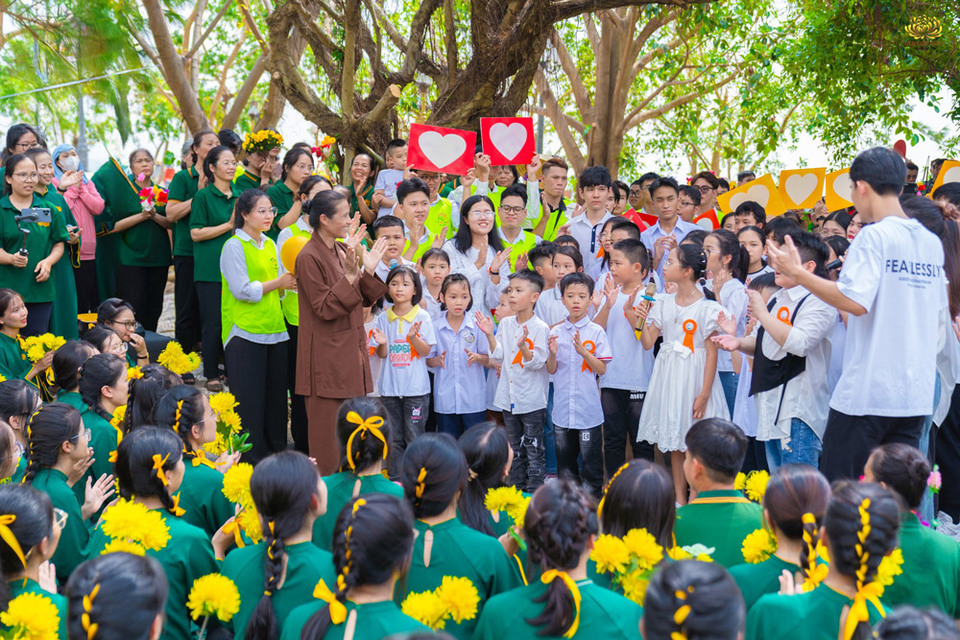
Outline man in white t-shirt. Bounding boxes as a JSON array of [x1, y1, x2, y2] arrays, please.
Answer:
[[768, 146, 947, 481]]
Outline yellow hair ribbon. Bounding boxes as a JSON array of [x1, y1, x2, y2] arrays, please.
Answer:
[[597, 462, 629, 520], [223, 519, 245, 548], [415, 467, 427, 500], [800, 512, 826, 591], [670, 586, 694, 640], [0, 515, 27, 570], [351, 498, 367, 516], [170, 493, 186, 517], [842, 582, 885, 640], [344, 411, 387, 470], [540, 570, 581, 638], [82, 583, 100, 640], [173, 400, 184, 433], [189, 451, 217, 469], [152, 453, 170, 486], [313, 579, 347, 624]]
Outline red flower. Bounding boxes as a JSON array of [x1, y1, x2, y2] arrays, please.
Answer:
[[156, 190, 169, 205]]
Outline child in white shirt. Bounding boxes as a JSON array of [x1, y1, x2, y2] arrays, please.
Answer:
[[547, 272, 612, 496], [371, 266, 436, 477], [373, 138, 407, 218], [419, 248, 449, 326], [479, 271, 550, 491]]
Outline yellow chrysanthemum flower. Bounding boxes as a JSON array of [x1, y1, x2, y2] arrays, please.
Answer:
[[209, 392, 238, 416], [0, 373, 6, 382], [237, 506, 263, 544], [623, 528, 664, 571], [220, 410, 242, 434], [187, 574, 241, 622], [734, 472, 746, 491], [101, 498, 171, 551], [436, 576, 480, 623], [0, 591, 60, 640], [401, 590, 448, 629], [203, 433, 227, 457], [102, 539, 146, 556], [506, 495, 531, 530], [484, 486, 523, 513], [876, 548, 905, 588], [127, 366, 144, 380], [110, 405, 127, 430], [157, 341, 201, 375], [742, 528, 777, 564], [222, 463, 254, 506], [745, 470, 770, 503], [590, 534, 630, 574], [620, 569, 651, 605]]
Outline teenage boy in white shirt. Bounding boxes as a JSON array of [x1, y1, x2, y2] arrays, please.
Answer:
[[715, 231, 835, 469], [640, 176, 700, 291], [768, 146, 947, 481], [547, 272, 612, 496], [478, 270, 550, 491], [568, 165, 614, 281], [594, 238, 656, 476]]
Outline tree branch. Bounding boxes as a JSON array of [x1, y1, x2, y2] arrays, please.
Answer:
[[535, 67, 587, 174], [222, 53, 268, 129], [622, 67, 740, 132], [183, 0, 234, 61]]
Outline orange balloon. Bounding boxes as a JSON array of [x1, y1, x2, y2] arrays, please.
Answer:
[[280, 235, 309, 273]]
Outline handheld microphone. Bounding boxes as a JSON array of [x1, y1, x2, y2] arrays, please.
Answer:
[[633, 280, 657, 339]]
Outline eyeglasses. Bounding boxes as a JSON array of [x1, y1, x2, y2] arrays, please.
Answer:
[[110, 342, 127, 355], [678, 200, 695, 207], [695, 185, 715, 194], [15, 142, 38, 150], [53, 508, 68, 529], [218, 161, 238, 168], [255, 206, 279, 216], [499, 205, 525, 215], [112, 319, 138, 330], [70, 428, 92, 442], [13, 172, 39, 181], [471, 210, 495, 219]]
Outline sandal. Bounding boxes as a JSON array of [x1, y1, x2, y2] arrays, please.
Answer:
[[181, 373, 196, 385], [205, 378, 223, 393]]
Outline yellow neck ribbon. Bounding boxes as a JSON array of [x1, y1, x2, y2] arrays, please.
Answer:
[[540, 570, 581, 638], [170, 493, 186, 517], [0, 515, 27, 570], [344, 412, 387, 471], [313, 579, 347, 624]]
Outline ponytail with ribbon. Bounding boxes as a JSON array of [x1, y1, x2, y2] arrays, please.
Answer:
[[344, 411, 387, 471]]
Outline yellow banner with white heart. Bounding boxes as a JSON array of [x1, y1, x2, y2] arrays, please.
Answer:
[[825, 168, 854, 212], [930, 160, 960, 198], [716, 174, 786, 218], [778, 168, 825, 209]]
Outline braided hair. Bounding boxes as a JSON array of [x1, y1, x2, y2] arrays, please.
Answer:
[[825, 481, 899, 640], [78, 353, 126, 422], [0, 484, 54, 608], [245, 451, 322, 640], [124, 364, 179, 433], [643, 559, 745, 640], [400, 433, 467, 520], [66, 552, 168, 640], [24, 403, 82, 484], [762, 464, 830, 587], [598, 459, 675, 548], [458, 423, 511, 536], [154, 385, 207, 454], [114, 427, 182, 513], [51, 340, 97, 392], [300, 494, 415, 640], [523, 479, 598, 637], [335, 397, 390, 474]]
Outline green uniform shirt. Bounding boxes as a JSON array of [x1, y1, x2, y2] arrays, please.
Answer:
[[729, 553, 800, 611], [37, 187, 79, 340], [348, 183, 374, 219], [178, 453, 235, 538], [474, 579, 642, 640], [266, 181, 294, 241], [91, 159, 126, 300], [312, 472, 403, 551], [233, 170, 265, 196], [115, 179, 171, 267], [0, 332, 31, 381], [9, 455, 26, 485], [398, 516, 522, 639], [674, 489, 763, 567], [488, 502, 531, 584], [190, 185, 237, 282], [168, 167, 200, 257], [56, 390, 87, 413], [30, 467, 88, 584], [89, 507, 219, 640], [0, 193, 69, 303], [281, 599, 429, 640], [882, 512, 960, 617], [3, 578, 68, 640], [747, 584, 884, 640], [221, 540, 336, 640], [80, 407, 119, 486]]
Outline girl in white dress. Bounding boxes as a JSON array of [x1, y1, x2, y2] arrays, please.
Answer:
[[636, 244, 729, 503]]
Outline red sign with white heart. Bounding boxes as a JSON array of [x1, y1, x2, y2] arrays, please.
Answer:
[[480, 117, 536, 165], [407, 124, 476, 176]]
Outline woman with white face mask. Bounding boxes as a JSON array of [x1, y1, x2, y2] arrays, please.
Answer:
[[51, 144, 105, 313]]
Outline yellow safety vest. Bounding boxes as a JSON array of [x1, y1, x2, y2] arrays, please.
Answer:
[[221, 235, 286, 344]]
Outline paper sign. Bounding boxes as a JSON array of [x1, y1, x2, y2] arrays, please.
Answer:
[[778, 168, 826, 209], [480, 117, 535, 165], [693, 209, 720, 230], [716, 174, 786, 217], [825, 168, 853, 212], [407, 124, 476, 176], [930, 160, 960, 199]]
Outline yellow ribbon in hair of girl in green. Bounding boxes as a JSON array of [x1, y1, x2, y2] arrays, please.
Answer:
[[345, 412, 387, 470], [841, 498, 886, 640], [540, 570, 582, 638], [81, 583, 100, 640], [152, 453, 170, 486], [671, 585, 695, 640], [0, 514, 27, 569]]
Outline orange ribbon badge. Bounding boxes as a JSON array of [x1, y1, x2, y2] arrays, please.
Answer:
[[581, 341, 597, 372], [368, 329, 376, 356], [407, 337, 420, 359], [682, 319, 698, 353], [596, 245, 604, 259], [776, 307, 792, 326], [512, 338, 534, 368]]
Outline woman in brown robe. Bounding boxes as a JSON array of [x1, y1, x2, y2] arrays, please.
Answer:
[[295, 190, 387, 473]]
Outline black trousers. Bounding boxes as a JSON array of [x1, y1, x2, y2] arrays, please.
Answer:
[[937, 385, 960, 520], [74, 260, 100, 312], [820, 409, 924, 481], [23, 302, 52, 337], [194, 281, 222, 379], [601, 388, 654, 479], [116, 264, 168, 332], [224, 336, 288, 464], [285, 322, 309, 454], [173, 256, 201, 352]]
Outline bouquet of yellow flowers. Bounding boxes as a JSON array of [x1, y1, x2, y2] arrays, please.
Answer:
[[221, 463, 262, 545], [242, 130, 283, 155], [590, 528, 666, 605], [204, 392, 251, 456], [156, 341, 201, 376], [742, 528, 778, 564], [22, 333, 65, 363], [401, 576, 480, 630], [484, 486, 530, 550]]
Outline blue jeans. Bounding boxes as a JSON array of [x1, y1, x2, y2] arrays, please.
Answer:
[[545, 383, 557, 474], [719, 371, 738, 417], [436, 412, 488, 438], [765, 418, 822, 470]]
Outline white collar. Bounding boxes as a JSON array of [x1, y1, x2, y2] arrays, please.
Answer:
[[564, 315, 591, 330], [236, 228, 267, 248], [296, 216, 312, 232]]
